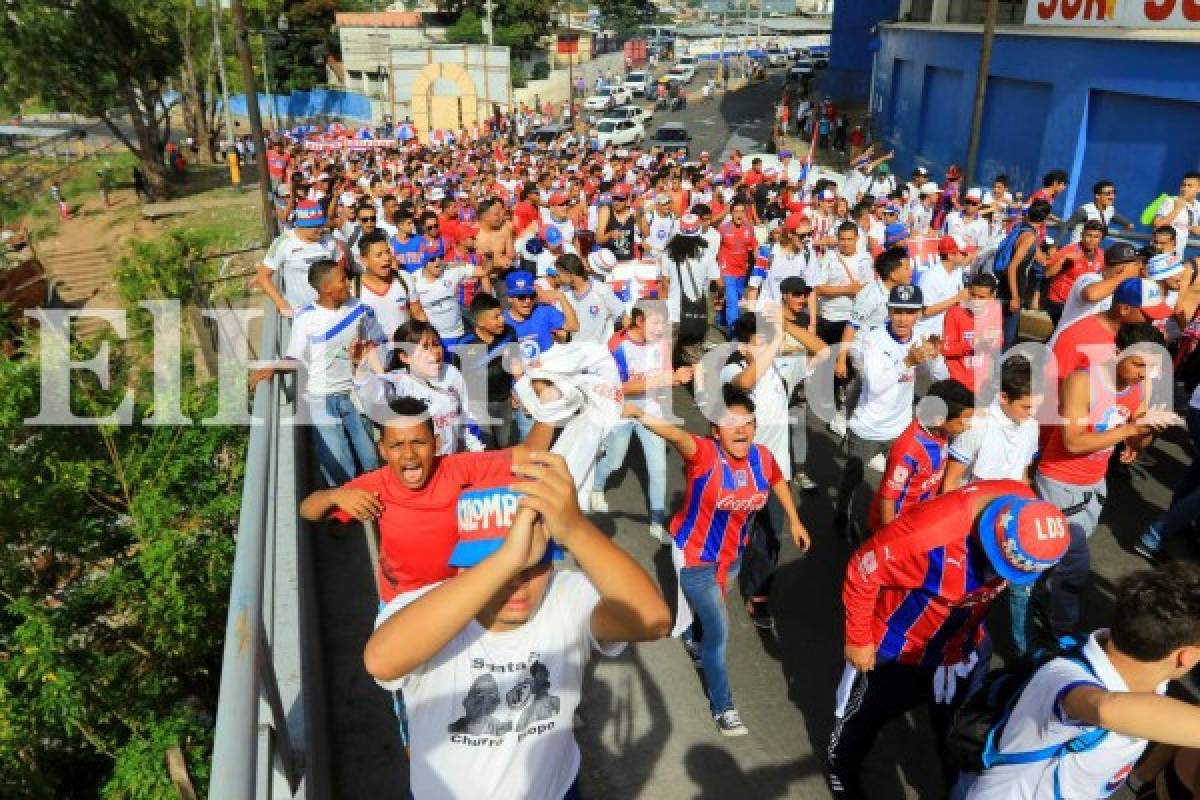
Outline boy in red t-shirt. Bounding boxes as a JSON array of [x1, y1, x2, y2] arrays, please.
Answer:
[[941, 271, 1003, 392], [868, 379, 975, 533]]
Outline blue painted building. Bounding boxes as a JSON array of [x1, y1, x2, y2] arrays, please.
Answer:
[[871, 24, 1200, 217], [825, 2, 1200, 225]]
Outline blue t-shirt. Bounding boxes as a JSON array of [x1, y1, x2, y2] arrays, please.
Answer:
[[391, 234, 424, 273], [505, 304, 566, 361]]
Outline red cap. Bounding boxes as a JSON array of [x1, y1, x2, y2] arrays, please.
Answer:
[[784, 211, 809, 231], [938, 234, 965, 256], [548, 192, 568, 206]]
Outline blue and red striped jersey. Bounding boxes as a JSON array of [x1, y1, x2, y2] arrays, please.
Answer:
[[844, 480, 1033, 667], [867, 419, 950, 533], [671, 435, 783, 588]]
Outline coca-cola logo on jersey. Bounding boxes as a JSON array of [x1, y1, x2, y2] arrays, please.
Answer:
[[715, 491, 769, 512]]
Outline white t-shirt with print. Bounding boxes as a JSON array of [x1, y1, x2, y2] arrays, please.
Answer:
[[966, 630, 1164, 800], [354, 364, 483, 454], [263, 230, 344, 309], [721, 357, 793, 479], [848, 325, 916, 442], [285, 299, 386, 396], [374, 571, 624, 800], [948, 403, 1039, 483], [814, 250, 874, 322], [413, 266, 474, 340], [564, 279, 626, 344], [358, 275, 413, 339], [751, 244, 820, 310]]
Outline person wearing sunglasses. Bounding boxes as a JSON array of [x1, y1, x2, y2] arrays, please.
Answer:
[[1059, 178, 1136, 245]]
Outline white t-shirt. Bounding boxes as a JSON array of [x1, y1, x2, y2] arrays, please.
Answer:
[[354, 364, 482, 454], [564, 280, 625, 343], [358, 275, 413, 338], [263, 230, 344, 309], [849, 325, 916, 442], [916, 265, 964, 338], [966, 631, 1164, 800], [374, 571, 625, 800], [814, 250, 874, 322], [285, 299, 386, 396], [662, 250, 719, 324], [750, 245, 819, 309], [1048, 272, 1109, 347], [644, 211, 677, 257], [413, 266, 474, 340], [948, 403, 1039, 483], [944, 212, 991, 250], [1155, 195, 1200, 260], [721, 356, 793, 479]]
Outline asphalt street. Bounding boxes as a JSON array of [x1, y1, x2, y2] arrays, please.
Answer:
[[308, 64, 1193, 799]]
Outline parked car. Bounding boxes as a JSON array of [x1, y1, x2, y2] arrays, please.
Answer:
[[594, 118, 645, 148], [523, 124, 569, 150], [624, 70, 651, 97], [766, 48, 788, 67], [605, 104, 652, 124], [668, 63, 695, 83], [650, 122, 691, 158], [677, 54, 698, 69], [584, 85, 633, 111]]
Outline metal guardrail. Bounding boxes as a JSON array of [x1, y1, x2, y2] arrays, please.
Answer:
[[210, 304, 329, 799]]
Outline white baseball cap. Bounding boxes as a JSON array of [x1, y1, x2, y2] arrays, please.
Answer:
[[965, 187, 983, 201], [920, 181, 940, 195], [588, 248, 618, 274]]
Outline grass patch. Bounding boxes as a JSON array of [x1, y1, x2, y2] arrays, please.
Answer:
[[1, 149, 137, 226]]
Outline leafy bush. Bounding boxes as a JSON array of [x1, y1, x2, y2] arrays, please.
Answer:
[[531, 61, 551, 80], [511, 61, 528, 89]]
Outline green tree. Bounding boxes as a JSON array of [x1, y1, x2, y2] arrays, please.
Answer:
[[593, 0, 659, 33], [0, 1, 184, 197], [439, 0, 551, 52]]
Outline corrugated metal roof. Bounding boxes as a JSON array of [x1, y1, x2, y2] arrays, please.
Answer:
[[335, 11, 422, 28]]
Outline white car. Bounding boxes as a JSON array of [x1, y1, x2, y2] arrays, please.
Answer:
[[606, 104, 652, 124], [677, 54, 698, 68], [668, 64, 695, 83], [594, 118, 644, 148], [624, 70, 651, 97], [583, 85, 632, 111]]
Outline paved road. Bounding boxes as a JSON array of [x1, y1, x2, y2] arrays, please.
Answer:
[[309, 64, 1193, 798]]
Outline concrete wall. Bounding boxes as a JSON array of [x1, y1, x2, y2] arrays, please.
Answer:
[[871, 25, 1200, 219], [825, 0, 900, 101]]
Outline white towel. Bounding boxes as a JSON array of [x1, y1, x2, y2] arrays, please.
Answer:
[[512, 342, 623, 495]]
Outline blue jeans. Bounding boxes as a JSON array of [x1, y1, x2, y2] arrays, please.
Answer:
[[514, 405, 534, 441], [722, 276, 746, 330], [1008, 583, 1033, 657], [1139, 406, 1200, 555], [592, 420, 667, 524], [308, 392, 379, 487], [1001, 306, 1021, 351], [680, 561, 740, 716]]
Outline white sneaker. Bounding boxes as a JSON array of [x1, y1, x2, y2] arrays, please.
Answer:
[[714, 708, 749, 737], [649, 522, 669, 546], [589, 490, 609, 513], [867, 453, 887, 472], [829, 411, 847, 438]]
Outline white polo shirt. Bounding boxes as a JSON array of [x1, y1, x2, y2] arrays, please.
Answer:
[[848, 324, 916, 442], [966, 630, 1164, 800], [948, 403, 1039, 483]]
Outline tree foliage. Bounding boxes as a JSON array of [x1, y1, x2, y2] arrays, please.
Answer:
[[0, 241, 246, 795], [593, 0, 660, 33], [439, 0, 552, 52]]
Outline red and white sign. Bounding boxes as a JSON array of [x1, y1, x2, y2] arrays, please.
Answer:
[[302, 139, 398, 151], [1026, 0, 1200, 27]]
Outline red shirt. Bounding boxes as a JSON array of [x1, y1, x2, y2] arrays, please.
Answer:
[[333, 450, 513, 601], [1050, 314, 1117, 383], [942, 302, 1003, 391], [717, 220, 757, 278], [671, 435, 783, 588], [1039, 381, 1142, 486], [1047, 243, 1103, 304], [844, 480, 1030, 666], [513, 201, 539, 238], [868, 420, 949, 532]]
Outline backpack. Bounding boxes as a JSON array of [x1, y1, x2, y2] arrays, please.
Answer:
[[676, 256, 708, 346], [986, 221, 1035, 276], [947, 641, 1108, 782]]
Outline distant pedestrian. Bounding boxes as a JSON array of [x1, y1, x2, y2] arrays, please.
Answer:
[[833, 115, 848, 154], [132, 167, 150, 202], [96, 168, 114, 208], [50, 182, 70, 220]]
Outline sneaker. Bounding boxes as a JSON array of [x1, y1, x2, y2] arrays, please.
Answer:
[[793, 472, 817, 492], [746, 599, 774, 629], [648, 522, 669, 546], [714, 708, 749, 737], [588, 490, 609, 513], [1133, 542, 1161, 564], [867, 452, 887, 472], [683, 638, 702, 667], [828, 411, 847, 437]]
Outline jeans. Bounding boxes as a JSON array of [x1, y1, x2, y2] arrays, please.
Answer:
[[836, 432, 893, 524], [1001, 307, 1021, 351], [1139, 406, 1200, 555], [480, 399, 516, 449], [680, 561, 740, 715], [1035, 472, 1104, 636], [308, 392, 379, 487], [514, 405, 534, 441], [1008, 583, 1033, 657], [592, 420, 667, 524], [721, 276, 746, 330], [790, 403, 808, 474]]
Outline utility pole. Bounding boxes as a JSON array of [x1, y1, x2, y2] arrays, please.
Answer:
[[718, 3, 727, 88], [260, 42, 277, 132], [230, 0, 279, 241], [482, 0, 496, 46], [964, 0, 997, 190], [211, 0, 240, 191]]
